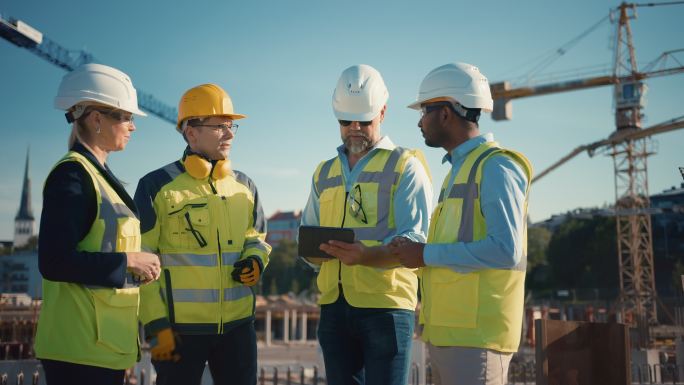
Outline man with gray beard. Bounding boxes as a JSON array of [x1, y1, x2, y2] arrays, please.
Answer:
[[299, 64, 433, 385]]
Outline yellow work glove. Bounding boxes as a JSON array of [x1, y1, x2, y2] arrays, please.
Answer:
[[231, 257, 263, 287], [149, 328, 180, 361]]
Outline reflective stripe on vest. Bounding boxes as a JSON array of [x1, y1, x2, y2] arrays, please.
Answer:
[[161, 252, 241, 267], [87, 180, 142, 289], [172, 286, 251, 302]]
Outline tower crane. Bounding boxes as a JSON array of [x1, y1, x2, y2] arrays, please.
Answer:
[[0, 13, 177, 125], [491, 1, 684, 344]]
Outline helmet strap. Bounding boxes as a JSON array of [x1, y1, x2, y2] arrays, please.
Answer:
[[65, 104, 88, 124], [450, 102, 481, 123]]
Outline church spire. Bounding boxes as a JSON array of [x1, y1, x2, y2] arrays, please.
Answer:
[[15, 148, 34, 221]]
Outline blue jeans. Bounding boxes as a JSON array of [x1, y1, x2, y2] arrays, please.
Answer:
[[317, 294, 415, 385]]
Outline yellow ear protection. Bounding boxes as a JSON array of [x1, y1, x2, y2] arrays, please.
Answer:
[[182, 148, 231, 180]]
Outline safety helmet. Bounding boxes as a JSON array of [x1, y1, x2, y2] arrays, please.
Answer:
[[407, 62, 493, 112], [332, 64, 389, 122], [177, 83, 246, 133], [54, 63, 147, 117]]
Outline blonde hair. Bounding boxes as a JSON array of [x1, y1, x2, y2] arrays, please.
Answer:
[[66, 103, 110, 151]]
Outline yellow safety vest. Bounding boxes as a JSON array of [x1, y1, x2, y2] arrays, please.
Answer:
[[137, 161, 271, 335], [420, 142, 532, 352], [314, 147, 425, 310], [35, 151, 142, 369]]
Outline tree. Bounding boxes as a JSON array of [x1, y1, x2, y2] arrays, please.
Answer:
[[527, 227, 552, 268], [526, 226, 552, 290], [546, 217, 618, 291], [261, 240, 317, 295]]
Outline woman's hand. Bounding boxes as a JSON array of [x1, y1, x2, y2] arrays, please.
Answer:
[[126, 252, 161, 284]]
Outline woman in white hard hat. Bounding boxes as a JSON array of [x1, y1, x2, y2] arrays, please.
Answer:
[[34, 63, 161, 385]]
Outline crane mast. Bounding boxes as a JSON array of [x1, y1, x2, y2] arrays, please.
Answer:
[[611, 4, 657, 344]]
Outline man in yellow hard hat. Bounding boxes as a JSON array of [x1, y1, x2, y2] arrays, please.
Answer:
[[134, 83, 271, 385], [300, 64, 433, 385]]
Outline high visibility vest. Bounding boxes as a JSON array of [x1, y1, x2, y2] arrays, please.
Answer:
[[34, 151, 142, 369], [420, 142, 532, 352], [137, 161, 270, 335], [314, 147, 424, 310]]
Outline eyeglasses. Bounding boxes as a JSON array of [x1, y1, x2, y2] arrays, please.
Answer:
[[348, 184, 368, 224], [193, 123, 239, 135], [339, 120, 373, 127], [93, 109, 135, 124]]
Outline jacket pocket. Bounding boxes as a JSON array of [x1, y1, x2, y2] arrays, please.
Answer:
[[91, 288, 139, 354], [166, 199, 209, 250], [352, 266, 397, 294], [116, 217, 141, 252], [429, 269, 479, 329]]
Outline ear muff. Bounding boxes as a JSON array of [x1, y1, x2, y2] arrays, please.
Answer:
[[183, 152, 231, 180]]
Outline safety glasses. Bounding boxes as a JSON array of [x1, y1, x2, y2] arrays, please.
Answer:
[[420, 102, 451, 117], [348, 184, 368, 224], [92, 108, 135, 124], [339, 120, 373, 127]]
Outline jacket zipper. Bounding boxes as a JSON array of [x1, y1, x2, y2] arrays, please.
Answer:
[[211, 173, 223, 334]]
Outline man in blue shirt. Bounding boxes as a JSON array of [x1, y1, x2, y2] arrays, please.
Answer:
[[300, 64, 433, 385], [392, 62, 532, 385]]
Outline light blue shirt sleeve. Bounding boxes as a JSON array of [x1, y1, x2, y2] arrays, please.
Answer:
[[301, 177, 320, 227], [385, 156, 433, 244], [423, 154, 528, 273]]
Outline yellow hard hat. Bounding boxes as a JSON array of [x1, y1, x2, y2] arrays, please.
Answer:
[[177, 83, 246, 132]]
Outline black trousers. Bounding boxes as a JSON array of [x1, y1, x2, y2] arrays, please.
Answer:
[[153, 321, 257, 385], [41, 359, 124, 385]]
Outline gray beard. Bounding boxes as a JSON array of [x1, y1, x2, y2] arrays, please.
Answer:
[[344, 137, 371, 154]]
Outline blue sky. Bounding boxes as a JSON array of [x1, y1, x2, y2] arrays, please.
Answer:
[[1, 0, 683, 240]]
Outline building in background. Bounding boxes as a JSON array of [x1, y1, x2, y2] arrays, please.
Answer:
[[1, 148, 41, 298], [266, 210, 301, 246], [13, 150, 34, 249], [0, 251, 40, 298]]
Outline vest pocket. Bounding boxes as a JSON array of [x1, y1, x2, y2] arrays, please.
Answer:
[[116, 217, 141, 252], [317, 260, 338, 294], [352, 266, 398, 293], [91, 288, 139, 354], [429, 269, 479, 328]]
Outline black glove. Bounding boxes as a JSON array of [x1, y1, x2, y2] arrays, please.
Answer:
[[231, 257, 263, 286]]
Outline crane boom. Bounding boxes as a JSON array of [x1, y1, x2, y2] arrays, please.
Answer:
[[0, 13, 177, 124], [491, 66, 684, 121], [532, 116, 684, 183]]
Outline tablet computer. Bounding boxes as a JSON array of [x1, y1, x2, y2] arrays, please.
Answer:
[[298, 226, 355, 260]]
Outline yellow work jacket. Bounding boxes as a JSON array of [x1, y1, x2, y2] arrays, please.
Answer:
[[136, 159, 271, 336], [420, 142, 532, 352], [314, 147, 425, 310], [35, 151, 142, 369]]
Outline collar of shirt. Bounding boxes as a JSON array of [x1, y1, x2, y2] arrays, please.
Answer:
[[442, 133, 494, 165], [336, 135, 395, 190]]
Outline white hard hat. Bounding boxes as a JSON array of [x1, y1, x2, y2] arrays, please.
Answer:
[[54, 63, 147, 117], [332, 64, 388, 122], [407, 62, 493, 112]]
